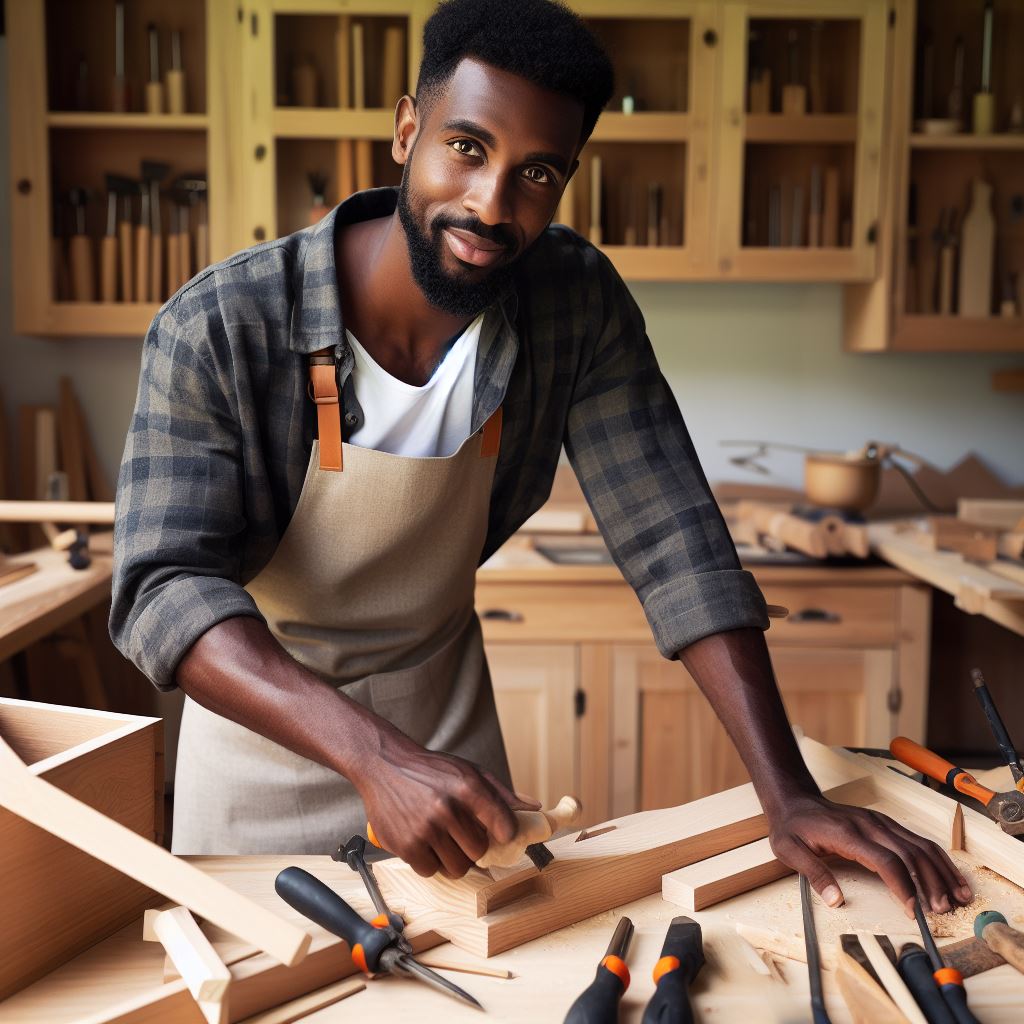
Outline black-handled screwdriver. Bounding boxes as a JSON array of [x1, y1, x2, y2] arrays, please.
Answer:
[[898, 943, 956, 1024], [641, 916, 705, 1024], [564, 916, 634, 1024], [912, 897, 980, 1024], [274, 866, 482, 1009]]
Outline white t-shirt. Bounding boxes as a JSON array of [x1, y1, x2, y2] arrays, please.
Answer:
[[346, 314, 482, 458]]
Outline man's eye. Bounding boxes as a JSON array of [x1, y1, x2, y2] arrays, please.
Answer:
[[523, 166, 551, 184], [450, 139, 479, 156]]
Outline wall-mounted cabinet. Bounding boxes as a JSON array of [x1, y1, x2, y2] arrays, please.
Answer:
[[845, 0, 1024, 352], [7, 0, 236, 337]]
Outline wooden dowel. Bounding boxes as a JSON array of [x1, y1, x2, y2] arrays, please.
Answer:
[[0, 500, 115, 524]]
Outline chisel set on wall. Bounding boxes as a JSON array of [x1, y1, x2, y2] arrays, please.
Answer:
[[52, 164, 208, 304]]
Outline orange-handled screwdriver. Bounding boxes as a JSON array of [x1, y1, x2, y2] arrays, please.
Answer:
[[890, 737, 1024, 836]]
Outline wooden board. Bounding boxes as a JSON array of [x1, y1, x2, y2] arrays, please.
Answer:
[[377, 783, 769, 957], [0, 730, 311, 972]]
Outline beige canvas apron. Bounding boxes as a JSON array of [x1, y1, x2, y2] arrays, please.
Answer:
[[172, 352, 510, 854]]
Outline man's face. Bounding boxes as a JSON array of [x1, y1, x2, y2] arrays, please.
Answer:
[[395, 58, 583, 316]]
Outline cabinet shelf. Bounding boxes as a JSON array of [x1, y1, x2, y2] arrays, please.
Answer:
[[909, 133, 1024, 152], [273, 107, 394, 140], [591, 112, 690, 143], [891, 315, 1024, 353], [26, 302, 162, 339], [745, 114, 858, 144], [46, 113, 210, 131]]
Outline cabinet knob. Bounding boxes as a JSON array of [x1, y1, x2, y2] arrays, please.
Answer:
[[254, 226, 266, 241], [255, 144, 267, 161], [16, 179, 31, 195], [481, 608, 524, 623], [703, 28, 718, 47], [789, 608, 841, 624]]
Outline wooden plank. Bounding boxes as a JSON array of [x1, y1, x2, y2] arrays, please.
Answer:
[[0, 500, 115, 524], [662, 837, 791, 911], [858, 932, 929, 1024], [377, 782, 769, 957], [835, 948, 910, 1024], [0, 732, 311, 969], [144, 906, 232, 1003], [57, 378, 89, 502], [236, 978, 365, 1024]]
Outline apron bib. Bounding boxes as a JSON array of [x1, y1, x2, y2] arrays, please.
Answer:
[[172, 354, 510, 854]]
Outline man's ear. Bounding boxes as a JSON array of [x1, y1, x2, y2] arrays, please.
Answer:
[[393, 95, 418, 166]]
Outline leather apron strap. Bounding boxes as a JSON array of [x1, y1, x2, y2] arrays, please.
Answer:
[[309, 351, 342, 471], [308, 350, 503, 470]]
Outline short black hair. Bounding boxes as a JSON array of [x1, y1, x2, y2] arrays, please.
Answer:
[[416, 0, 615, 146]]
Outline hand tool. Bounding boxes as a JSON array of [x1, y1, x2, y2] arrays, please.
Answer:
[[135, 180, 151, 302], [165, 200, 180, 296], [800, 873, 831, 1024], [890, 736, 1024, 836], [274, 865, 482, 1009], [308, 171, 330, 225], [333, 835, 406, 936], [948, 37, 965, 126], [177, 174, 208, 270], [68, 187, 95, 302], [146, 23, 164, 114], [641, 916, 704, 1024], [112, 176, 134, 302], [938, 207, 958, 314], [563, 916, 633, 1024], [974, 911, 1024, 974], [970, 669, 1024, 792], [366, 795, 574, 872], [51, 191, 70, 301], [100, 177, 119, 302], [973, 0, 995, 135], [142, 161, 170, 301], [112, 1, 128, 112], [898, 943, 956, 1024], [912, 897, 980, 1024], [176, 190, 192, 287], [166, 29, 186, 114]]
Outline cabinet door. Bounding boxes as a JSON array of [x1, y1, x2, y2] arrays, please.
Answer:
[[715, 0, 890, 281], [485, 643, 578, 809], [611, 642, 894, 814]]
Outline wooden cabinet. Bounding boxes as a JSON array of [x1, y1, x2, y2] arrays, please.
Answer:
[[5, 0, 894, 333], [844, 0, 1024, 352], [6, 0, 237, 337], [479, 558, 930, 825], [715, 0, 890, 281]]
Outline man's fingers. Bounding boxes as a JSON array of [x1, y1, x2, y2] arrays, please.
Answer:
[[469, 772, 521, 843], [480, 769, 541, 812], [879, 816, 972, 907], [772, 834, 845, 908], [834, 829, 918, 917], [448, 804, 491, 865], [430, 828, 475, 880]]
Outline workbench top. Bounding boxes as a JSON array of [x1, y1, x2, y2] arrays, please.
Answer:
[[2, 852, 1020, 1023]]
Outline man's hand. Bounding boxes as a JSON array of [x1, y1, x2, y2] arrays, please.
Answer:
[[767, 793, 973, 917], [357, 729, 541, 879]]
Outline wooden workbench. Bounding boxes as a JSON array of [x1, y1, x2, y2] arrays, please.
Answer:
[[1, 849, 1020, 1023], [0, 536, 112, 663]]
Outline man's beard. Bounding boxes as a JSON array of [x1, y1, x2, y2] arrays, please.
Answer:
[[397, 167, 518, 317]]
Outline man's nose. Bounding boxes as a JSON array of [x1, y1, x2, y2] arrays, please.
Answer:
[[463, 169, 514, 229]]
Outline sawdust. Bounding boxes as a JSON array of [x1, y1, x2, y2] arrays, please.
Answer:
[[926, 893, 991, 939]]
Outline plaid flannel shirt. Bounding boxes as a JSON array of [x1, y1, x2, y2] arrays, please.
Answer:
[[111, 187, 768, 690]]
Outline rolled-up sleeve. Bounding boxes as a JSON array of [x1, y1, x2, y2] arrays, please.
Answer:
[[563, 251, 768, 658], [109, 295, 264, 690]]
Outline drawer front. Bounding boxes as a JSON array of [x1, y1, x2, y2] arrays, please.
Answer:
[[476, 583, 651, 643], [761, 585, 899, 647]]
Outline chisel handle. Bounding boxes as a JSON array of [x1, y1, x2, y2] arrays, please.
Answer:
[[274, 866, 392, 973], [890, 737, 996, 806], [642, 917, 703, 1024], [935, 968, 980, 1024], [100, 235, 117, 302], [898, 945, 956, 1024], [563, 957, 629, 1024]]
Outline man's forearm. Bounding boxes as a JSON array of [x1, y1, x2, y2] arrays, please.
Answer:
[[677, 627, 819, 813], [175, 616, 390, 783]]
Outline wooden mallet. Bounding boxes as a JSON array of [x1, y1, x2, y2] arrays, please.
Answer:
[[975, 911, 1024, 974]]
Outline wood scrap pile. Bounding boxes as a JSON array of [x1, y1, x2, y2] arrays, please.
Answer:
[[730, 500, 870, 559]]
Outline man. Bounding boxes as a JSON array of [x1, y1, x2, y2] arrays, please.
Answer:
[[112, 0, 970, 918]]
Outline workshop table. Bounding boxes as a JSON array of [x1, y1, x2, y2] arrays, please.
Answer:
[[0, 535, 112, 662], [0, 853, 1020, 1023]]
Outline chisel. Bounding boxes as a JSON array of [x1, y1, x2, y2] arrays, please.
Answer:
[[898, 943, 956, 1024], [801, 874, 831, 1024], [641, 916, 704, 1024], [146, 23, 164, 114], [167, 29, 186, 114], [135, 180, 150, 302], [143, 161, 170, 301], [913, 897, 980, 1024], [564, 916, 633, 1024], [68, 187, 95, 302], [114, 176, 134, 302], [112, 1, 128, 112], [100, 177, 118, 302], [970, 669, 1024, 792]]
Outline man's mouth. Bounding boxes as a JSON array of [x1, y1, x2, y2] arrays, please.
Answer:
[[442, 227, 508, 268]]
